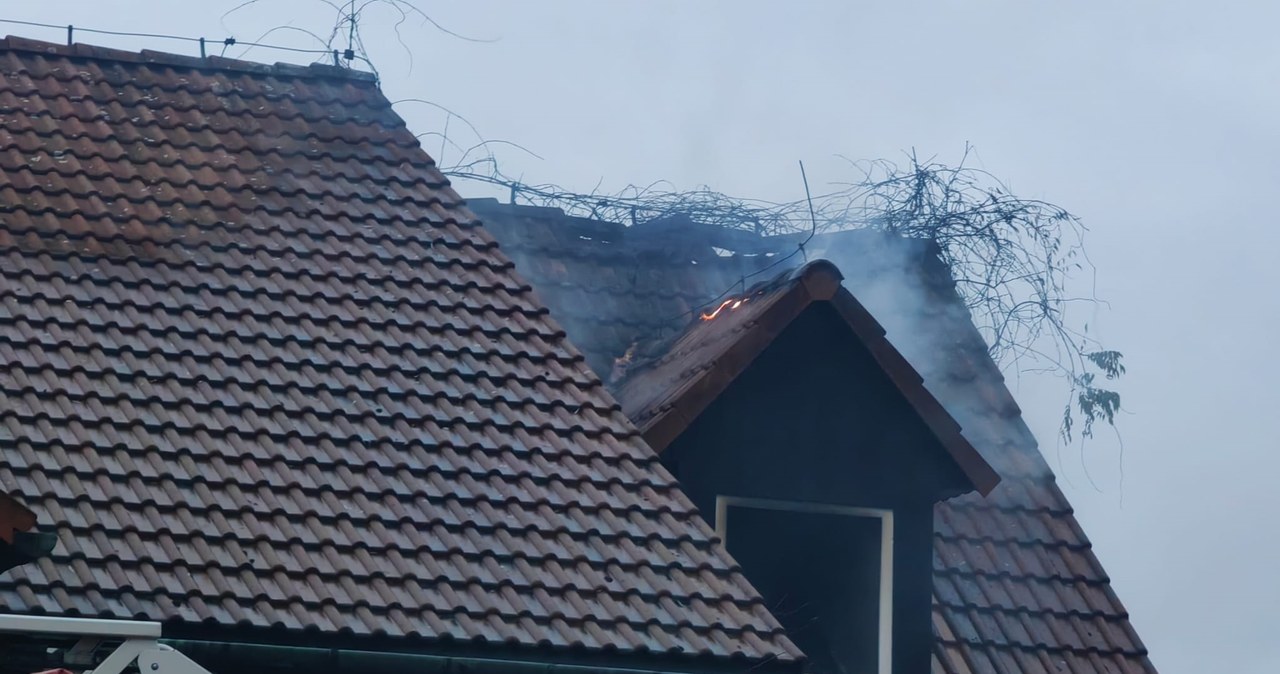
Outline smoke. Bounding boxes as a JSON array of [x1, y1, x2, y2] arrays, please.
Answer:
[[801, 231, 1050, 481], [455, 153, 1122, 458], [472, 198, 1053, 483]]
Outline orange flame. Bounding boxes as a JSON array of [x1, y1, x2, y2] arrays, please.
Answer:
[[700, 297, 748, 321]]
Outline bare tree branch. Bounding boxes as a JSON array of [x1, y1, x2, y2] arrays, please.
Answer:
[[444, 146, 1126, 444]]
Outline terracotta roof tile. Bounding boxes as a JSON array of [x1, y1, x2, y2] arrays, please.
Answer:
[[0, 37, 801, 668], [474, 199, 1159, 674]]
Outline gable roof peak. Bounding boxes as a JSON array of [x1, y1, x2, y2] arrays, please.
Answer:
[[789, 259, 844, 299], [617, 257, 1000, 497]]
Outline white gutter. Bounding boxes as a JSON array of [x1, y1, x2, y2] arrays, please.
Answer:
[[0, 613, 162, 638]]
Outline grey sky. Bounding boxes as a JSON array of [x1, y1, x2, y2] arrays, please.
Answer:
[[6, 2, 1275, 671]]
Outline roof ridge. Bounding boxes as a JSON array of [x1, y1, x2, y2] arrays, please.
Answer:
[[0, 34, 377, 83]]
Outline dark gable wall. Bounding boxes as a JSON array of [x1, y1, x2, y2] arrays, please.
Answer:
[[662, 302, 970, 674]]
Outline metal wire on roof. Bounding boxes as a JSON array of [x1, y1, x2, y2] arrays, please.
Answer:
[[0, 17, 342, 61]]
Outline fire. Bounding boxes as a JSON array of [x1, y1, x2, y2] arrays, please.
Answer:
[[700, 297, 748, 321], [610, 341, 639, 382]]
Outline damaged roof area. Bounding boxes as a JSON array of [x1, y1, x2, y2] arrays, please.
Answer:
[[615, 259, 998, 496], [474, 200, 1160, 674], [0, 37, 802, 668]]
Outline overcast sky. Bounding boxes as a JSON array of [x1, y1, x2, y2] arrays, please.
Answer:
[[6, 2, 1276, 671]]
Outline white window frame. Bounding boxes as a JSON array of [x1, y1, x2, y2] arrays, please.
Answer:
[[715, 496, 894, 674]]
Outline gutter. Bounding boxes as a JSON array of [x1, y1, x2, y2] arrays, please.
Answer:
[[166, 640, 698, 674], [0, 614, 161, 638]]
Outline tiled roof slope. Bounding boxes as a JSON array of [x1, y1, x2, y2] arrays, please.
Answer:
[[0, 37, 803, 667], [472, 200, 1160, 674]]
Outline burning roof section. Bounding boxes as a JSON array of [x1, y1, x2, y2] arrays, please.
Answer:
[[0, 37, 802, 668], [614, 259, 999, 496], [473, 199, 1160, 674]]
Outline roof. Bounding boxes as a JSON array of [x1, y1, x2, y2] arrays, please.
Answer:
[[0, 37, 802, 668], [614, 259, 999, 496], [473, 200, 1160, 674]]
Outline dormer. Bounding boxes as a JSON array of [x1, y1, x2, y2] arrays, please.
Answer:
[[617, 261, 999, 674]]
